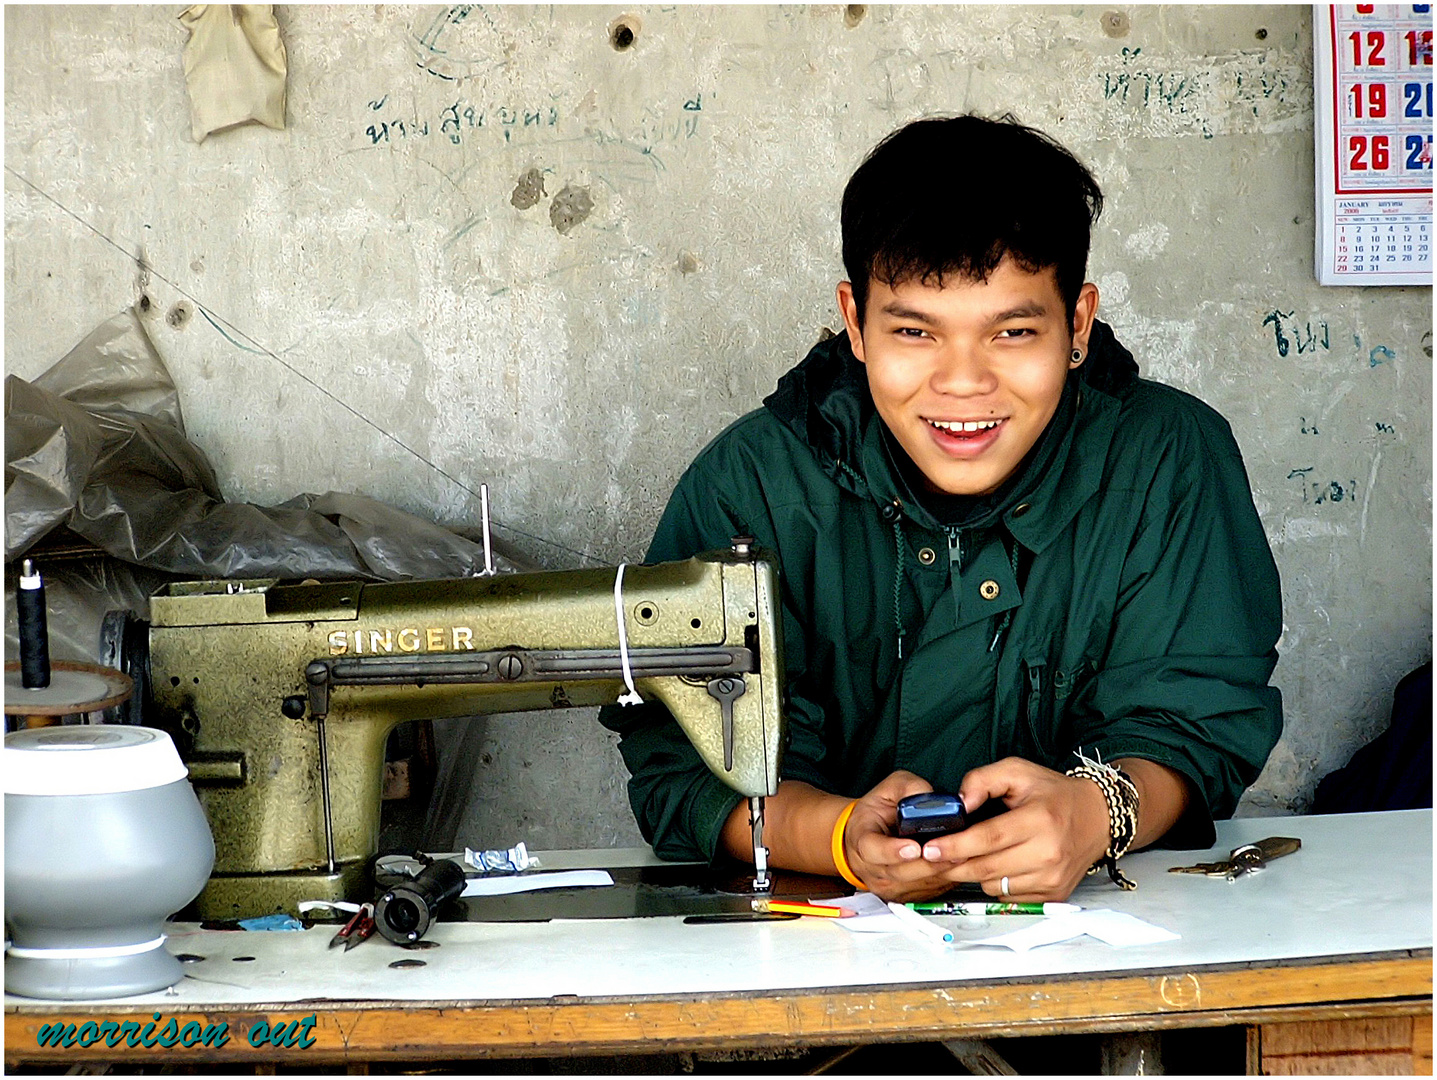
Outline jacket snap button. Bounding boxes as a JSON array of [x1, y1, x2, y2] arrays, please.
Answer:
[[880, 502, 900, 522], [917, 547, 936, 565], [979, 580, 1001, 600], [1012, 502, 1031, 518]]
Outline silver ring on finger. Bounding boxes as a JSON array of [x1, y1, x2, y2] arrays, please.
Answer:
[[1000, 875, 1010, 897]]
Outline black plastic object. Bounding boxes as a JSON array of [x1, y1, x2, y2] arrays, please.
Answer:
[[374, 859, 466, 944], [895, 792, 967, 838]]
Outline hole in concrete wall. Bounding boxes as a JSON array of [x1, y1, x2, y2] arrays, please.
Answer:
[[609, 15, 639, 50], [511, 167, 546, 210], [844, 5, 867, 27], [1101, 11, 1130, 37], [166, 301, 193, 329], [550, 184, 594, 235], [138, 293, 154, 315], [1255, 27, 1268, 40]]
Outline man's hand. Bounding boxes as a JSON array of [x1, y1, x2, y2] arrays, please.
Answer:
[[721, 757, 1189, 903], [841, 770, 968, 901], [916, 757, 1111, 901]]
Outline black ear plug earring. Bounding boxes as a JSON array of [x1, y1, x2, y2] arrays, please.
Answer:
[[1070, 349, 1085, 366]]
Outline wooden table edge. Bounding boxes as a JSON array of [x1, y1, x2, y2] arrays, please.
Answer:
[[8, 949, 1431, 1064]]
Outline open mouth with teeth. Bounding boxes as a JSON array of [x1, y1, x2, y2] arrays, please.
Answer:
[[928, 419, 1002, 434], [924, 416, 1006, 455]]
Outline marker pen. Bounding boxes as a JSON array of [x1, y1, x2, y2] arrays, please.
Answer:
[[905, 902, 1082, 916]]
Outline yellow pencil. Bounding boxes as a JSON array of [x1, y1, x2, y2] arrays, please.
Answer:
[[751, 899, 855, 918]]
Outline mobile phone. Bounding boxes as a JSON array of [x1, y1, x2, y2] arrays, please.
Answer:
[[895, 792, 967, 839]]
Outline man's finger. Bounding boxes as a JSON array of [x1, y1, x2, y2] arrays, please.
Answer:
[[957, 756, 1042, 814], [920, 811, 1027, 864], [858, 832, 931, 870], [871, 771, 935, 807]]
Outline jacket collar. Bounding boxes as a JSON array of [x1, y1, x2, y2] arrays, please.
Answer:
[[763, 320, 1137, 552]]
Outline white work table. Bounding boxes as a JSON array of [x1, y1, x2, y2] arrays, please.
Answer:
[[6, 809, 1432, 1068]]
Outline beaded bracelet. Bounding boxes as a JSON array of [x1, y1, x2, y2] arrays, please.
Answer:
[[1066, 750, 1140, 891], [829, 799, 867, 890]]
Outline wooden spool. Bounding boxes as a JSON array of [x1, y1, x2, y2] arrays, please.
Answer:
[[4, 660, 134, 729]]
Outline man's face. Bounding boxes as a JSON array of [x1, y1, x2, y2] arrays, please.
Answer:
[[838, 259, 1098, 497]]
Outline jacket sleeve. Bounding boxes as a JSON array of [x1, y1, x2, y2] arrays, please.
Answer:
[[598, 434, 837, 863], [1066, 398, 1283, 849]]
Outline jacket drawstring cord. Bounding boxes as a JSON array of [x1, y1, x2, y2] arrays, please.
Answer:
[[891, 516, 907, 660]]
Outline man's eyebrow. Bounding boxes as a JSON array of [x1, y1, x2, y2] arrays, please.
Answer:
[[878, 302, 940, 324], [877, 300, 1051, 324], [989, 302, 1049, 322]]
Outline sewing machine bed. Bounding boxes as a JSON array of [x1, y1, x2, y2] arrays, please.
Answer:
[[448, 862, 845, 922], [434, 853, 993, 922]]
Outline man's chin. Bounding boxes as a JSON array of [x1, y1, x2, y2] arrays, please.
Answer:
[[921, 467, 1004, 498]]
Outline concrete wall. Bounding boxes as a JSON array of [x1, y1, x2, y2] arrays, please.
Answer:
[[5, 5, 1430, 850]]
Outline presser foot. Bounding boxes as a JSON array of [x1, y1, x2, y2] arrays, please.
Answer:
[[749, 795, 772, 892]]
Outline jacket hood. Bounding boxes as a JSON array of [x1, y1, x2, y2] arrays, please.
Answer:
[[762, 319, 1139, 527]]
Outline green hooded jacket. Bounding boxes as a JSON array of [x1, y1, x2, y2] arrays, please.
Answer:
[[599, 321, 1283, 861]]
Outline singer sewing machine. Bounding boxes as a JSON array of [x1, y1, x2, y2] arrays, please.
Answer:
[[102, 539, 784, 919]]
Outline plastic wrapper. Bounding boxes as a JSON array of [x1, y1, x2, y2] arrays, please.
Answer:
[[464, 843, 539, 875]]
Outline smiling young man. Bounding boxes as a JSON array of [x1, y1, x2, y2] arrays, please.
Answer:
[[600, 115, 1283, 902]]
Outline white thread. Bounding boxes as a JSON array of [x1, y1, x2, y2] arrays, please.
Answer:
[[8, 937, 166, 960], [613, 563, 644, 705], [298, 900, 363, 915]]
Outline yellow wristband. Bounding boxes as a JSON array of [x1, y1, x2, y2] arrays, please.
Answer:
[[829, 799, 867, 891]]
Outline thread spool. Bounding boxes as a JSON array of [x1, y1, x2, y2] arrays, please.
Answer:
[[7, 559, 133, 730], [17, 559, 50, 689]]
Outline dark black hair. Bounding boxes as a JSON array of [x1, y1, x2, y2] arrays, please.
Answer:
[[841, 114, 1103, 326]]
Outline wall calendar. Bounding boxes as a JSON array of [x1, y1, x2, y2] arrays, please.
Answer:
[[1314, 4, 1433, 285]]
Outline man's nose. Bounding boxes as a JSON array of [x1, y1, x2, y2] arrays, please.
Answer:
[[930, 344, 998, 396]]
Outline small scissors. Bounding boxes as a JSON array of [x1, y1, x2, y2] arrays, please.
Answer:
[[327, 903, 376, 951]]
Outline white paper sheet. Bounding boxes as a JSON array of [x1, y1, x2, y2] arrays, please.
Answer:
[[460, 870, 614, 897], [811, 893, 901, 932], [811, 895, 1178, 951], [961, 910, 1180, 952]]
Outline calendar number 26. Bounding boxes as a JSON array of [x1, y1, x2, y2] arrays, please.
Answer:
[[1350, 134, 1390, 170]]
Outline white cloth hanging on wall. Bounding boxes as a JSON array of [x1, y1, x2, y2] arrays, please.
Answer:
[[178, 5, 287, 143]]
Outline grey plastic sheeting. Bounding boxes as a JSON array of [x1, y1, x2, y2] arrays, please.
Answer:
[[5, 307, 515, 581], [5, 306, 522, 665]]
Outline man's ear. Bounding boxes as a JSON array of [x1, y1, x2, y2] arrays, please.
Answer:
[[836, 281, 867, 363], [1070, 282, 1100, 355]]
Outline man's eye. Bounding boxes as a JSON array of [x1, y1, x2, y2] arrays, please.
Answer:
[[998, 328, 1035, 339], [896, 327, 928, 339]]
